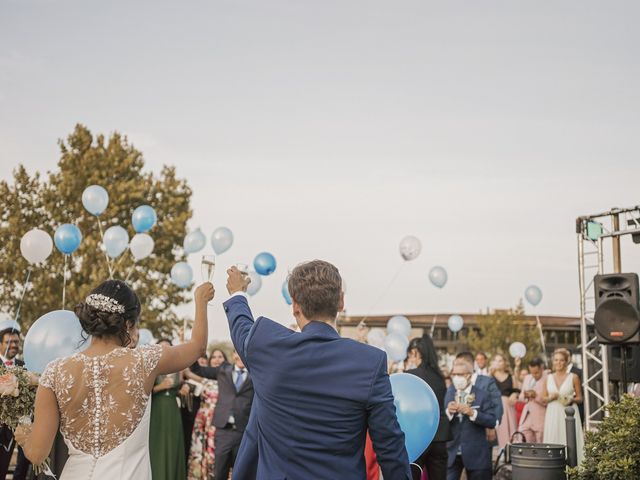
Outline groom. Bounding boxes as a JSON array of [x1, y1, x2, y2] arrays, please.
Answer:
[[223, 260, 411, 479]]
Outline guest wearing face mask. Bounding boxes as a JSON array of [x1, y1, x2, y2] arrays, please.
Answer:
[[445, 360, 498, 480], [405, 335, 451, 480]]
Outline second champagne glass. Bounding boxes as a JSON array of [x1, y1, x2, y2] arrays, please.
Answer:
[[201, 255, 216, 305]]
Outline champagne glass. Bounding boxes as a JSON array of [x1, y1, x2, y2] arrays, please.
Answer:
[[201, 255, 216, 305]]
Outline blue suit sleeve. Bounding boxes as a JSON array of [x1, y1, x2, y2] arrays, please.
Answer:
[[486, 377, 504, 423], [366, 354, 412, 480], [223, 295, 258, 366]]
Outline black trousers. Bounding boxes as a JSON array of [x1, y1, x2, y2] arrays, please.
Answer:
[[214, 427, 244, 480], [12, 447, 31, 480], [0, 426, 15, 480], [417, 441, 448, 480], [447, 454, 491, 480]]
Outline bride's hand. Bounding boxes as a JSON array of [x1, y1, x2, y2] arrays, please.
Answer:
[[14, 424, 31, 447], [195, 283, 215, 306]]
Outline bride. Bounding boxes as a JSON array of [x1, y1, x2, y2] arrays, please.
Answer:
[[15, 279, 214, 479]]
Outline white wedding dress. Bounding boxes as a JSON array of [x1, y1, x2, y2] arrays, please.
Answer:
[[39, 344, 163, 479], [542, 372, 584, 464]]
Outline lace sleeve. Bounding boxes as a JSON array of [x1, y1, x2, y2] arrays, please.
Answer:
[[139, 344, 163, 377], [39, 359, 59, 393]]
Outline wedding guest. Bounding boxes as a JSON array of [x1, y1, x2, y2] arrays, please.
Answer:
[[180, 353, 210, 461], [150, 339, 186, 480], [491, 353, 520, 449], [518, 358, 547, 443], [515, 368, 529, 425], [187, 349, 229, 479], [474, 352, 489, 376], [542, 349, 584, 463], [445, 359, 497, 480], [563, 348, 585, 424], [405, 335, 451, 480]]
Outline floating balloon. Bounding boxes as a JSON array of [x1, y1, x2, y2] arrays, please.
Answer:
[[103, 226, 129, 258], [171, 262, 193, 288], [399, 235, 422, 261], [525, 285, 543, 306], [138, 328, 154, 346], [132, 205, 157, 233], [387, 315, 412, 338], [20, 228, 53, 264], [254, 252, 277, 276], [130, 233, 154, 261], [211, 227, 234, 255], [509, 342, 527, 359], [390, 373, 439, 462], [448, 314, 464, 333], [384, 333, 410, 362], [23, 310, 87, 374], [0, 317, 20, 333], [367, 328, 386, 349], [429, 266, 448, 289], [54, 224, 82, 255], [282, 280, 292, 305], [81, 185, 109, 216], [183, 228, 206, 254], [246, 271, 263, 296]]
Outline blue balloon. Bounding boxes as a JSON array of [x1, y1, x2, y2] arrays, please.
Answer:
[[429, 266, 448, 289], [525, 285, 543, 306], [23, 310, 88, 374], [184, 228, 206, 254], [448, 314, 464, 333], [254, 252, 276, 276], [246, 271, 262, 296], [211, 227, 234, 255], [132, 205, 157, 233], [282, 280, 292, 305], [390, 373, 439, 462], [82, 185, 109, 216], [384, 333, 410, 362], [387, 315, 411, 337], [54, 223, 82, 254], [103, 225, 129, 258], [171, 262, 193, 288]]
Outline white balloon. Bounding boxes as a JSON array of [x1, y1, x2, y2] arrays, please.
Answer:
[[448, 315, 464, 333], [367, 328, 386, 349], [387, 315, 412, 338], [20, 228, 53, 264], [384, 333, 410, 361], [81, 185, 109, 216], [183, 228, 207, 254], [429, 266, 448, 289], [103, 226, 129, 258], [525, 285, 543, 306], [509, 342, 527, 358], [130, 233, 154, 261], [211, 227, 234, 255], [246, 271, 263, 296], [138, 328, 154, 346], [399, 235, 422, 261]]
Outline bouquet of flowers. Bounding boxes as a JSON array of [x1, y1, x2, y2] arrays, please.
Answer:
[[558, 393, 574, 407], [0, 364, 36, 429]]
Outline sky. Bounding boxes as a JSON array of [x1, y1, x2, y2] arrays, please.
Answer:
[[1, 1, 639, 342]]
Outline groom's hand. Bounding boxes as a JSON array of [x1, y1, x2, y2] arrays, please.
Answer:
[[227, 266, 251, 294]]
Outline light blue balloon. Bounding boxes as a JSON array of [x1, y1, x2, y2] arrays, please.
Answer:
[[23, 310, 88, 374], [171, 262, 193, 288], [282, 280, 292, 305], [246, 271, 262, 296], [183, 228, 206, 254], [82, 185, 109, 216], [211, 227, 234, 255], [138, 328, 154, 346], [54, 223, 82, 254], [390, 373, 439, 462], [525, 285, 543, 306], [132, 205, 157, 233], [384, 333, 410, 362], [448, 314, 464, 333], [387, 315, 411, 337], [0, 318, 20, 333], [429, 266, 448, 289], [103, 225, 129, 258], [254, 252, 276, 276]]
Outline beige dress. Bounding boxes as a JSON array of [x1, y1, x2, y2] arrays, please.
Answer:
[[39, 345, 163, 479]]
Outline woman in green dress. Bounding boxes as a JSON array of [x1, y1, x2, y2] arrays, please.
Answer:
[[150, 339, 186, 480]]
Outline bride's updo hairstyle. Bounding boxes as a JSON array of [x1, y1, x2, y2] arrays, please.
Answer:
[[75, 280, 141, 347]]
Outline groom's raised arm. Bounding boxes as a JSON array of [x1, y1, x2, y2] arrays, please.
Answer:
[[223, 293, 256, 365]]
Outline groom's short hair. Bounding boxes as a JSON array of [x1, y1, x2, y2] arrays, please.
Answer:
[[288, 260, 342, 320]]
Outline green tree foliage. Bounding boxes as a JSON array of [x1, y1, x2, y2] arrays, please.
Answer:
[[568, 395, 640, 480], [464, 301, 542, 367], [0, 124, 192, 337]]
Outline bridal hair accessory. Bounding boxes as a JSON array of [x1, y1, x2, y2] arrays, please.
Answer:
[[85, 294, 125, 314]]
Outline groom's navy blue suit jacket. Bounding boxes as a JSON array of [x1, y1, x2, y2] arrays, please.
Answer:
[[223, 294, 411, 480]]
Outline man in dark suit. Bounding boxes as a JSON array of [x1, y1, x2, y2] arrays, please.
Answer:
[[445, 359, 498, 480], [0, 328, 31, 480], [565, 349, 585, 425], [223, 261, 411, 480], [190, 350, 254, 480]]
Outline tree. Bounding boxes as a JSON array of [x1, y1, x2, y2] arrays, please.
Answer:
[[0, 124, 192, 337], [464, 301, 542, 367]]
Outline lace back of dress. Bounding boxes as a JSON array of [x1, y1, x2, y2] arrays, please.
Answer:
[[39, 344, 163, 458]]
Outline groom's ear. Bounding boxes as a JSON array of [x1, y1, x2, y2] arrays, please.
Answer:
[[338, 292, 345, 313], [292, 299, 302, 317]]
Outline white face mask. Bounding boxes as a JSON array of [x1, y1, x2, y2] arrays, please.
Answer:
[[452, 375, 469, 391], [406, 362, 418, 370]]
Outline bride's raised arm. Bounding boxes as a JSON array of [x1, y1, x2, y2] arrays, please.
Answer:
[[154, 282, 214, 375]]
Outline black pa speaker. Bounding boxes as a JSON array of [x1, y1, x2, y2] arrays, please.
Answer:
[[608, 345, 640, 383], [593, 273, 640, 345]]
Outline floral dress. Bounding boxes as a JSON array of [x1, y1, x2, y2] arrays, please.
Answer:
[[187, 380, 219, 479]]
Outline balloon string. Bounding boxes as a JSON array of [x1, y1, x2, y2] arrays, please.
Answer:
[[124, 262, 136, 282], [97, 219, 114, 279], [535, 314, 547, 360], [112, 247, 131, 279], [62, 255, 68, 310], [3, 268, 32, 359], [359, 263, 405, 324], [430, 314, 438, 336]]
